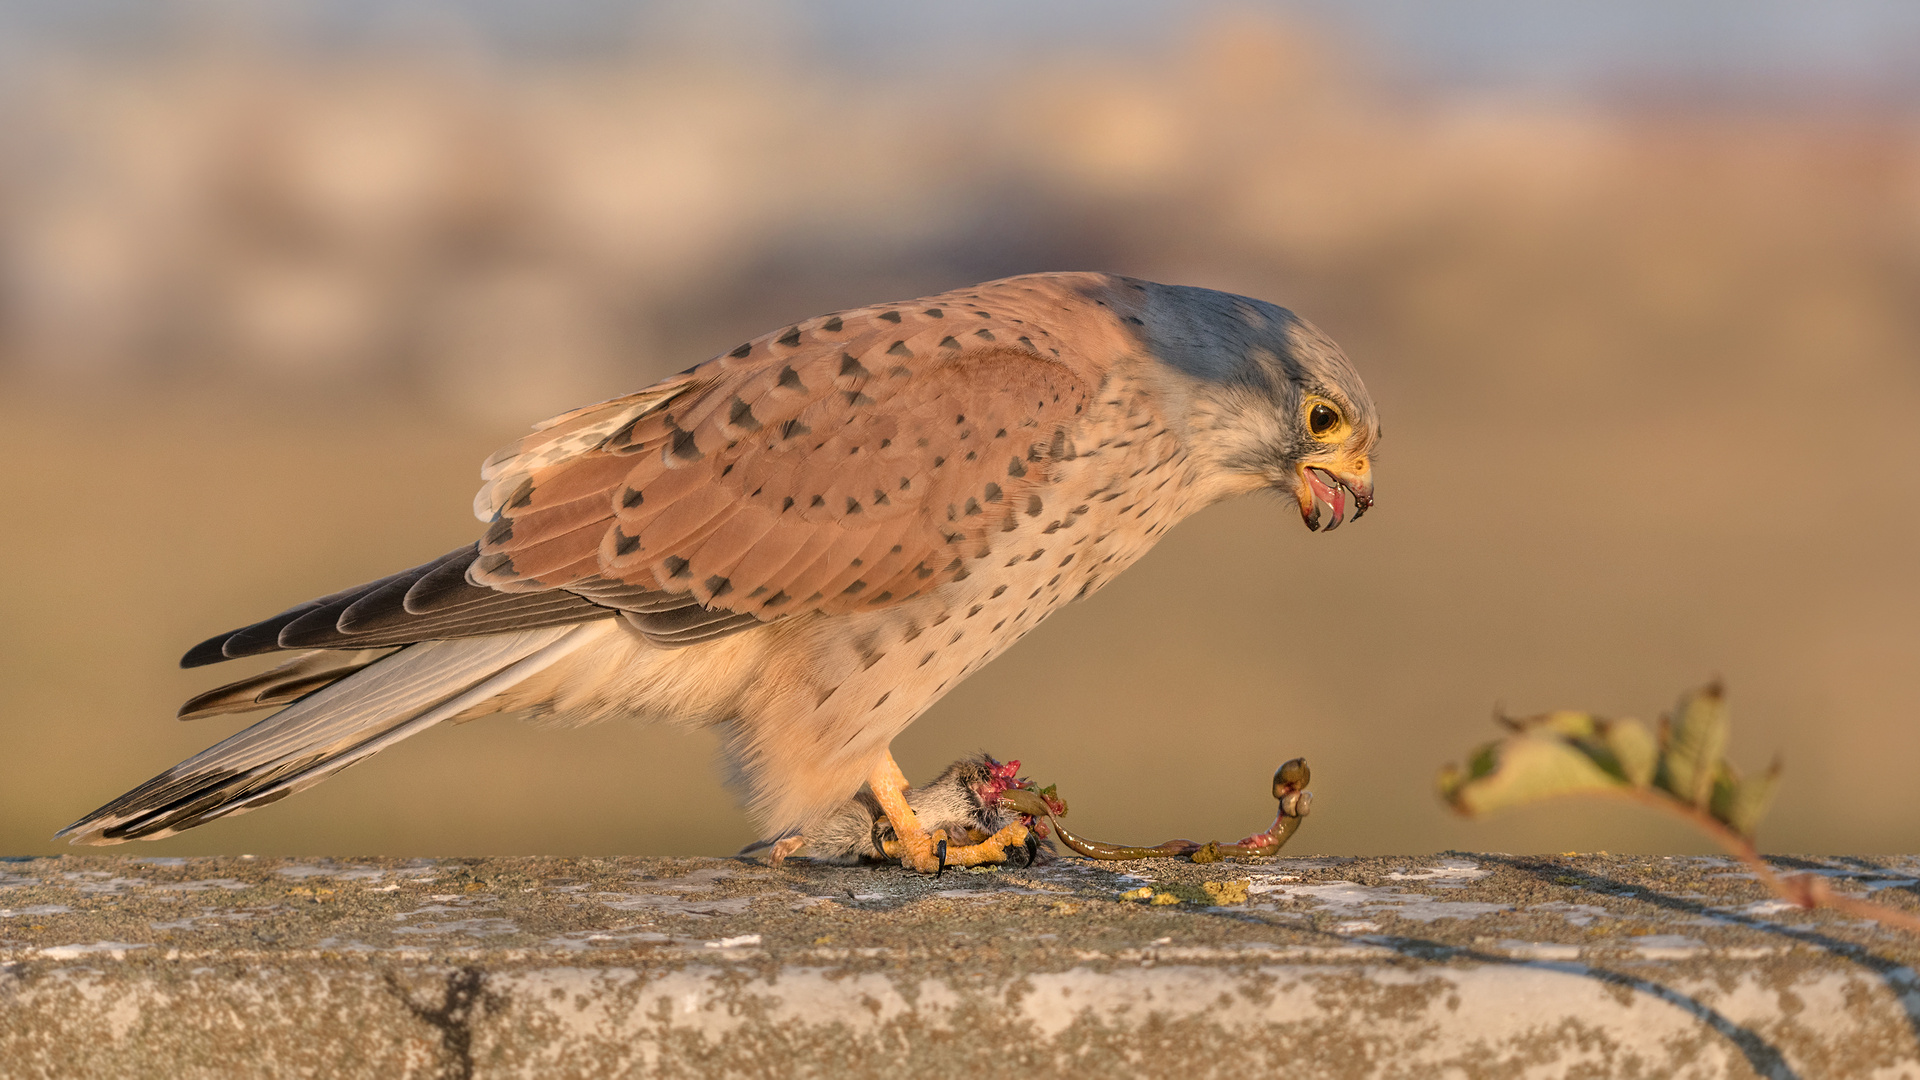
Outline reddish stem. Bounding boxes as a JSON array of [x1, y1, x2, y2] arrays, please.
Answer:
[[1575, 787, 1920, 936]]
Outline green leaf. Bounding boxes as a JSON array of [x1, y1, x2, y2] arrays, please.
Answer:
[[1656, 683, 1730, 808], [1603, 718, 1659, 788], [1438, 729, 1625, 816], [1710, 757, 1783, 838], [1438, 682, 1779, 842], [1512, 710, 1600, 739]]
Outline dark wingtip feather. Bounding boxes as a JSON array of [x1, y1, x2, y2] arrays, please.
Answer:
[[277, 597, 360, 649], [336, 575, 419, 634], [181, 632, 237, 669], [175, 544, 604, 667], [403, 545, 485, 613], [224, 613, 308, 658], [185, 563, 432, 667]]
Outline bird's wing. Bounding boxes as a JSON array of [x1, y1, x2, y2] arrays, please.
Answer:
[[471, 286, 1106, 620], [179, 544, 622, 666], [182, 275, 1123, 672]]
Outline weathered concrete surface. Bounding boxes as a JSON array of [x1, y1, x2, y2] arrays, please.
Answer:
[[3, 853, 1920, 1079]]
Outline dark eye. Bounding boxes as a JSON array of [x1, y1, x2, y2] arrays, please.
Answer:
[[1308, 403, 1340, 436]]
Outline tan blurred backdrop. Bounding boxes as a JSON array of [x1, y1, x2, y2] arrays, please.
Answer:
[[4, 2, 1920, 858]]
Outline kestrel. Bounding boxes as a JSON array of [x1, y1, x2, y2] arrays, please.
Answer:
[[60, 272, 1378, 871]]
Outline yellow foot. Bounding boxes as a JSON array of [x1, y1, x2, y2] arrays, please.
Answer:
[[866, 750, 1036, 874], [885, 821, 1033, 871]]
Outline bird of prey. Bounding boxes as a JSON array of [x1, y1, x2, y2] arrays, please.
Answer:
[[59, 272, 1378, 871]]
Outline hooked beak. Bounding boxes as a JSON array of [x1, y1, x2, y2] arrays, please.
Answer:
[[1295, 462, 1373, 532]]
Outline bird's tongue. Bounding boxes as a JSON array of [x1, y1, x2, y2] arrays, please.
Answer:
[[1306, 468, 1347, 530]]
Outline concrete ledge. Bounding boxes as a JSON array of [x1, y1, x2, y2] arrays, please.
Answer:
[[4, 853, 1920, 1078]]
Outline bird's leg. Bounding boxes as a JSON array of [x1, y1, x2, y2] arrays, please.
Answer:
[[867, 751, 1030, 873]]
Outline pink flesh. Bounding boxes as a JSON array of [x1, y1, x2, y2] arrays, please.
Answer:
[[1306, 469, 1347, 527], [974, 756, 1022, 803]]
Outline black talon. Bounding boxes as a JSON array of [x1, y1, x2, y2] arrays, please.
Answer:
[[1019, 831, 1041, 867], [935, 838, 948, 876]]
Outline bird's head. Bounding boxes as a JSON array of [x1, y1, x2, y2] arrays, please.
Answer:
[[1131, 281, 1378, 532]]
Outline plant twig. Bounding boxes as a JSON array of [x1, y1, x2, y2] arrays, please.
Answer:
[[1625, 788, 1920, 936], [1438, 684, 1920, 937]]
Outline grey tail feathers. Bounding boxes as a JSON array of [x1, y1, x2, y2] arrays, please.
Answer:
[[57, 624, 601, 845]]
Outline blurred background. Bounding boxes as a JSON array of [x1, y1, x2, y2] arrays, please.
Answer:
[[3, 0, 1919, 858]]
